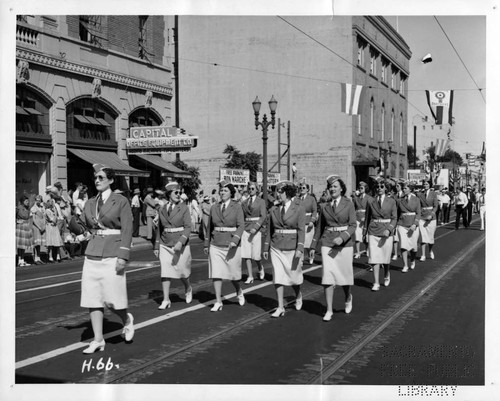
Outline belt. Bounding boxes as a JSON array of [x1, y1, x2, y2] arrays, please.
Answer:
[[94, 229, 121, 236], [422, 207, 433, 210], [326, 226, 348, 232], [214, 227, 237, 232], [245, 217, 260, 222], [305, 213, 312, 216], [372, 219, 390, 223], [356, 209, 366, 212], [276, 229, 297, 234], [163, 227, 184, 233], [401, 212, 416, 216]]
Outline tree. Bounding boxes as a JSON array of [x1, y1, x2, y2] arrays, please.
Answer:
[[436, 149, 463, 166], [223, 144, 261, 181], [407, 145, 419, 168], [172, 159, 202, 198]]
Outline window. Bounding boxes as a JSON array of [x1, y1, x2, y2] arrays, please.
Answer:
[[138, 16, 155, 61], [381, 58, 388, 83], [370, 47, 378, 76], [357, 114, 362, 136], [357, 37, 366, 68], [400, 74, 406, 94], [79, 16, 105, 47], [391, 110, 395, 142], [370, 98, 375, 139], [381, 104, 385, 141], [16, 85, 50, 136], [391, 68, 397, 89], [399, 114, 404, 148], [129, 107, 162, 128]]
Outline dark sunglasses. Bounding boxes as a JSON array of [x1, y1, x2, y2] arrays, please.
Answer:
[[249, 187, 256, 190], [377, 185, 385, 188], [172, 191, 180, 195], [95, 174, 107, 181]]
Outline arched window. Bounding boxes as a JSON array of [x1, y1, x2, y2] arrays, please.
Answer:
[[399, 113, 404, 148], [129, 107, 163, 127], [391, 109, 395, 142], [16, 84, 51, 137], [370, 98, 375, 139], [381, 104, 385, 141]]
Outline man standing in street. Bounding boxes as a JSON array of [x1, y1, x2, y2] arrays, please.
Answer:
[[464, 185, 476, 227], [143, 187, 158, 243], [131, 188, 142, 237], [454, 187, 469, 230]]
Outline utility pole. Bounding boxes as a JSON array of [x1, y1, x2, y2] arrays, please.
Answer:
[[174, 15, 180, 162], [287, 120, 291, 180]]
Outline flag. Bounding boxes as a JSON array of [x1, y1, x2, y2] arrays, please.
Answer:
[[435, 138, 451, 157], [341, 83, 364, 115], [425, 90, 454, 125]]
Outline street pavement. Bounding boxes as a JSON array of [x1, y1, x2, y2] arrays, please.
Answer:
[[14, 215, 485, 387]]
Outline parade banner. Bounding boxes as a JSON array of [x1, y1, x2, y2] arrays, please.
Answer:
[[257, 172, 281, 186], [127, 126, 198, 154], [219, 168, 250, 185], [425, 90, 454, 125], [407, 169, 426, 184], [341, 83, 364, 115]]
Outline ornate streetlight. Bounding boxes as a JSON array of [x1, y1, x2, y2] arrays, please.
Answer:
[[252, 95, 277, 205]]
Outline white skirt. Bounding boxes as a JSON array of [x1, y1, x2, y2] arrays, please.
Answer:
[[368, 234, 394, 265], [240, 230, 262, 260], [209, 244, 242, 280], [397, 226, 419, 252], [304, 225, 315, 248], [419, 219, 436, 244], [270, 246, 304, 286], [160, 243, 192, 279], [80, 257, 128, 309], [321, 246, 354, 286], [354, 221, 363, 242]]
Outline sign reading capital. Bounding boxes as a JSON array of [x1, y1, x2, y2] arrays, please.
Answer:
[[127, 126, 198, 154]]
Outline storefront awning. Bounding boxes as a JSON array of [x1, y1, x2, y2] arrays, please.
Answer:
[[131, 154, 192, 178], [68, 149, 150, 177]]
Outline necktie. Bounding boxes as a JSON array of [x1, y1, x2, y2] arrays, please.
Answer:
[[248, 197, 253, 209], [332, 200, 337, 211], [167, 204, 173, 216], [281, 205, 285, 219], [222, 203, 226, 214], [97, 196, 103, 214], [378, 197, 382, 208]]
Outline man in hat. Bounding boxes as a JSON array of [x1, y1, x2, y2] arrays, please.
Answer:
[[131, 188, 142, 237], [464, 185, 476, 227], [143, 187, 158, 243], [201, 195, 212, 239]]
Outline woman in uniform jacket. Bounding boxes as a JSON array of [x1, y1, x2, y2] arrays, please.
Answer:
[[397, 182, 421, 272], [297, 183, 318, 264], [154, 182, 193, 310], [263, 180, 306, 318], [363, 179, 398, 291], [242, 182, 267, 283], [73, 164, 134, 354], [203, 180, 246, 312], [310, 175, 356, 321], [391, 181, 405, 261], [418, 179, 438, 261], [352, 181, 371, 259]]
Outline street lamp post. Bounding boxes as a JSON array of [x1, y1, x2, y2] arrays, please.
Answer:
[[252, 95, 277, 206], [412, 115, 428, 170]]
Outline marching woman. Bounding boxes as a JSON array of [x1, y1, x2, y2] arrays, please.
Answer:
[[391, 181, 404, 261], [154, 182, 193, 309], [363, 179, 398, 291], [73, 164, 134, 354], [263, 180, 306, 318], [418, 179, 438, 261], [396, 182, 421, 272], [353, 181, 371, 259], [30, 195, 47, 265], [204, 180, 245, 312], [16, 195, 34, 267], [297, 183, 318, 264], [310, 175, 356, 321], [242, 182, 267, 283]]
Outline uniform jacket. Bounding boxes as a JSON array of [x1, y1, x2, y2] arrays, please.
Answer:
[[418, 189, 438, 220], [397, 194, 421, 227], [364, 195, 398, 236], [204, 200, 245, 248], [296, 193, 318, 225], [81, 192, 133, 260], [241, 195, 267, 232], [312, 196, 356, 249], [352, 193, 372, 223], [155, 202, 191, 249], [264, 200, 306, 252]]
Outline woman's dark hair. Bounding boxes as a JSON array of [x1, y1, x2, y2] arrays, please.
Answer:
[[281, 184, 297, 199], [220, 183, 236, 197], [403, 183, 415, 192], [327, 178, 347, 196], [102, 167, 116, 182], [19, 195, 29, 204]]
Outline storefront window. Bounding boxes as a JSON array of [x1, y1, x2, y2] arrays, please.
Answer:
[[16, 85, 50, 138], [129, 107, 162, 127]]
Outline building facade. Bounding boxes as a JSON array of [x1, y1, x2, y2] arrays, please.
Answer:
[[15, 15, 188, 201], [176, 16, 411, 194]]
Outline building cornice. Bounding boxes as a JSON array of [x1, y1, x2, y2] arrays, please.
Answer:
[[16, 48, 173, 98]]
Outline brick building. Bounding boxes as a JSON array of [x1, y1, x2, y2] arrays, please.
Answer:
[[15, 15, 190, 201], [177, 16, 411, 195]]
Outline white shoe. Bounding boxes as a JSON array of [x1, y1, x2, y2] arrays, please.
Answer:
[[429, 251, 435, 260], [420, 256, 426, 262], [122, 313, 134, 342], [211, 302, 223, 312], [259, 268, 265, 280], [271, 307, 285, 318], [244, 276, 254, 284], [392, 254, 398, 261], [158, 299, 171, 310], [402, 266, 409, 273], [372, 283, 380, 291], [354, 253, 361, 259], [185, 288, 193, 304], [345, 294, 353, 314], [295, 293, 303, 311], [18, 261, 26, 267], [323, 311, 333, 321], [237, 291, 245, 306], [82, 339, 105, 354], [384, 276, 391, 287], [410, 261, 416, 270]]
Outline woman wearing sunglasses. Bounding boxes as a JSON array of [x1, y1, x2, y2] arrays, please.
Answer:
[[363, 179, 398, 291], [71, 164, 134, 354], [154, 182, 193, 310], [297, 183, 318, 264], [242, 182, 267, 283], [352, 181, 371, 259], [263, 180, 306, 318], [417, 179, 438, 261], [397, 182, 421, 272], [310, 175, 356, 321], [204, 179, 245, 312]]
